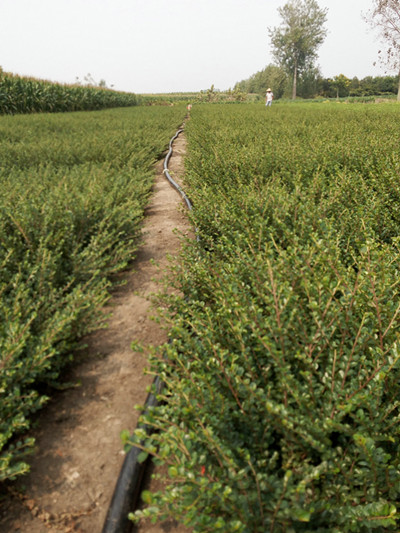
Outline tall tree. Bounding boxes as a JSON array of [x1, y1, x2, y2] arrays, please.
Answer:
[[235, 64, 288, 98], [364, 0, 400, 100], [268, 0, 328, 99]]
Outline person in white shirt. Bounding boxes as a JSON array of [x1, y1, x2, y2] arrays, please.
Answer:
[[265, 88, 274, 107]]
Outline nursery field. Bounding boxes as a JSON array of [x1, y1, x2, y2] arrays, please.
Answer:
[[0, 104, 187, 483], [132, 102, 400, 532]]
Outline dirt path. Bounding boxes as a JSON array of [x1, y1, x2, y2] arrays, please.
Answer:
[[0, 131, 191, 533]]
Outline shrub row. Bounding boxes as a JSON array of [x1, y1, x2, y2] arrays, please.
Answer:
[[130, 103, 400, 532], [0, 105, 187, 482]]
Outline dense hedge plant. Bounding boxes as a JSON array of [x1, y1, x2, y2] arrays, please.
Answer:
[[0, 71, 141, 115], [0, 105, 186, 482], [130, 103, 400, 532]]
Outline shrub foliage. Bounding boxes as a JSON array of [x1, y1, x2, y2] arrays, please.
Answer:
[[130, 103, 400, 532], [0, 105, 186, 482]]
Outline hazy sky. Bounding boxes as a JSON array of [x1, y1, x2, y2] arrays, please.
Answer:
[[0, 0, 388, 94]]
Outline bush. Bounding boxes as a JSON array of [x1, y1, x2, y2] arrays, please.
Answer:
[[0, 105, 187, 481], [130, 103, 400, 531]]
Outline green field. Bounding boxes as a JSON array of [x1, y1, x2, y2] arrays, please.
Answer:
[[132, 102, 400, 532], [0, 104, 186, 482], [2, 98, 400, 531]]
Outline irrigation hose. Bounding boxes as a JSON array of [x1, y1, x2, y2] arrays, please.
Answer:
[[101, 377, 164, 533], [102, 127, 192, 533], [163, 129, 193, 212]]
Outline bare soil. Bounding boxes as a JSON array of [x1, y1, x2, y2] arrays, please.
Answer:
[[0, 132, 191, 533]]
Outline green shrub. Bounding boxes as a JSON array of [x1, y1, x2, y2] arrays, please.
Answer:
[[0, 105, 186, 481], [130, 103, 400, 531]]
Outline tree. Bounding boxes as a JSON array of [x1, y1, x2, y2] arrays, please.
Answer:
[[75, 73, 109, 89], [235, 64, 288, 98], [364, 0, 400, 100], [268, 0, 328, 99], [332, 73, 351, 98], [296, 65, 323, 98]]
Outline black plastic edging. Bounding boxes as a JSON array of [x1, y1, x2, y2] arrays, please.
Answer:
[[102, 126, 192, 533]]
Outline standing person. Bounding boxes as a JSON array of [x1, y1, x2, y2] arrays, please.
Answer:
[[265, 88, 274, 107]]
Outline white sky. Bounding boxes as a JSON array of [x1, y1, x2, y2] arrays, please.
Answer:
[[0, 0, 389, 94]]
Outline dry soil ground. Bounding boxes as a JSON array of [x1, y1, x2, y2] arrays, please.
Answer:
[[0, 131, 191, 533]]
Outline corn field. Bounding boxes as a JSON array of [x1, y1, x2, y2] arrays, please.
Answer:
[[0, 71, 140, 114]]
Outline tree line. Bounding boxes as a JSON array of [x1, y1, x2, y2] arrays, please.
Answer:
[[234, 66, 400, 100]]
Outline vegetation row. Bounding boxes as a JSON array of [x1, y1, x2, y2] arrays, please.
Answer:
[[131, 102, 400, 532], [0, 70, 141, 115], [0, 104, 187, 482]]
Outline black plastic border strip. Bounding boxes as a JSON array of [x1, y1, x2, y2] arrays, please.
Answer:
[[102, 127, 191, 533]]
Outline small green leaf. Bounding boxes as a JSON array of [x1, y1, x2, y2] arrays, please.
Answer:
[[141, 490, 153, 504], [168, 466, 178, 478], [137, 451, 148, 463]]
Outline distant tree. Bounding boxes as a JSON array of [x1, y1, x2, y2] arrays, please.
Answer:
[[296, 65, 323, 98], [75, 73, 109, 89], [226, 87, 247, 102], [83, 73, 96, 86], [362, 74, 398, 95], [375, 74, 398, 92], [268, 0, 328, 99], [206, 84, 218, 102], [234, 79, 247, 92], [319, 77, 334, 98], [265, 65, 289, 99], [332, 73, 351, 98], [364, 0, 400, 99], [255, 65, 286, 97], [235, 64, 288, 99], [349, 76, 361, 95], [360, 76, 377, 96]]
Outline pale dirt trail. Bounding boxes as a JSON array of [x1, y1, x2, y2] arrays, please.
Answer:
[[0, 132, 191, 533]]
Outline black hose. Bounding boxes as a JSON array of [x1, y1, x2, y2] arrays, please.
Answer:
[[102, 127, 192, 533], [163, 129, 193, 211], [163, 128, 200, 242], [101, 377, 163, 533]]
